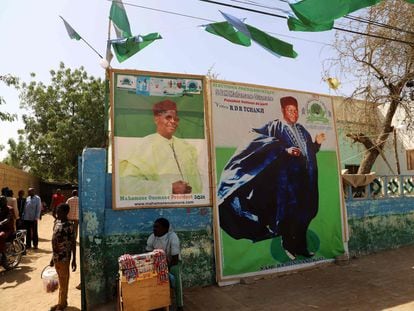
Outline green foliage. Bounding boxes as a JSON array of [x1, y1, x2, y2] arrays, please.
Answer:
[[0, 74, 19, 122], [2, 132, 27, 169], [19, 62, 105, 182]]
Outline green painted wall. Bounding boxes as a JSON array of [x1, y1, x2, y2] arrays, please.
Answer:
[[347, 198, 414, 256]]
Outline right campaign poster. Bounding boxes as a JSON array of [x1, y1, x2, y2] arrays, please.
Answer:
[[211, 80, 345, 280]]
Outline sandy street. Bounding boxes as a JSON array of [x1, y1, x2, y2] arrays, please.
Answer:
[[0, 213, 81, 311]]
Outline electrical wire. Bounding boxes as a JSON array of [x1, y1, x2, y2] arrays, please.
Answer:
[[108, 0, 329, 46], [340, 135, 391, 163], [199, 0, 414, 45], [272, 0, 414, 36], [115, 0, 216, 23], [108, 0, 414, 45]]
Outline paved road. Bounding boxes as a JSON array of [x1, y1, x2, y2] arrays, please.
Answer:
[[184, 246, 414, 311], [2, 213, 414, 310]]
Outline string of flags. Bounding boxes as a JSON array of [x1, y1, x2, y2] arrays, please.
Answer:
[[60, 0, 413, 66], [108, 0, 161, 63], [288, 0, 383, 32], [206, 11, 298, 58]]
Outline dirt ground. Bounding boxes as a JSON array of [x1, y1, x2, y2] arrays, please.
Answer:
[[0, 214, 81, 311], [2, 213, 414, 311]]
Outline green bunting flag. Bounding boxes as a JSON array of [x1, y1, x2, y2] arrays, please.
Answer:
[[288, 17, 333, 32], [111, 33, 162, 63], [205, 21, 251, 46], [109, 0, 132, 38], [60, 16, 81, 40], [405, 0, 414, 3], [245, 24, 298, 58], [290, 0, 348, 25], [108, 0, 162, 63], [289, 0, 383, 26], [218, 12, 297, 58], [347, 0, 383, 14]]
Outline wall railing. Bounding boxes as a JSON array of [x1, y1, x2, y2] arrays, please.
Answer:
[[343, 175, 414, 201]]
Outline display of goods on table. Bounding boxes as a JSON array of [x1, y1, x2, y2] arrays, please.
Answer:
[[118, 250, 171, 311]]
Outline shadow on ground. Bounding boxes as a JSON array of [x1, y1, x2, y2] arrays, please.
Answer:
[[0, 265, 33, 288]]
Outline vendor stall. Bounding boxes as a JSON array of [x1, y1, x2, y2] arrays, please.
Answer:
[[118, 250, 171, 311]]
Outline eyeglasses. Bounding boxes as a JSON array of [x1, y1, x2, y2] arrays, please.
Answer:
[[284, 108, 298, 114], [159, 112, 180, 122]]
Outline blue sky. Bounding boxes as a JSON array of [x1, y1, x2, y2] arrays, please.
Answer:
[[0, 0, 344, 159]]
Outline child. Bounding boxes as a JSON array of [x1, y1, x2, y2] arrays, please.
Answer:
[[49, 203, 76, 311]]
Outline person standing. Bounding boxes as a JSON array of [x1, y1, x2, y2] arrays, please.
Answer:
[[6, 189, 19, 230], [146, 218, 183, 311], [66, 190, 79, 239], [49, 203, 77, 311], [17, 190, 26, 229], [22, 187, 42, 250], [51, 189, 66, 219], [66, 189, 81, 290]]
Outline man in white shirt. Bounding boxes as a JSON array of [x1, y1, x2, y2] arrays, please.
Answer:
[[66, 189, 79, 239], [119, 100, 202, 196], [146, 218, 183, 311]]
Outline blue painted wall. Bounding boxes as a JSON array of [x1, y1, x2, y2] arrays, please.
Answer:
[[79, 148, 215, 310], [79, 148, 414, 309]]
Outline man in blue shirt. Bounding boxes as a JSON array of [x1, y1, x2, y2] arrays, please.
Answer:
[[22, 187, 42, 249]]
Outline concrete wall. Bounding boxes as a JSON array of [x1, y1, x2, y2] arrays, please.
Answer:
[[0, 162, 40, 195], [333, 96, 412, 175], [79, 148, 414, 309], [79, 148, 215, 310], [346, 197, 414, 256]]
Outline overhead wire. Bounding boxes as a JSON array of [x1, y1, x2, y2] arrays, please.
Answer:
[[228, 0, 369, 32], [199, 0, 414, 45], [108, 0, 414, 46], [109, 0, 329, 46], [114, 0, 216, 23], [272, 0, 414, 36]]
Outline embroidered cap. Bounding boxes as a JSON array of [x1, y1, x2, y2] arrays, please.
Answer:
[[153, 100, 177, 115], [280, 96, 298, 109]]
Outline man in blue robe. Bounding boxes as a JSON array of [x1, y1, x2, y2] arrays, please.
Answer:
[[218, 96, 326, 259]]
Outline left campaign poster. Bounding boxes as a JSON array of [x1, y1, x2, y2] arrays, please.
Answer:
[[111, 69, 211, 209]]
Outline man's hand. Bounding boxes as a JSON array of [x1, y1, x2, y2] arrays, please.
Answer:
[[72, 259, 77, 272], [286, 147, 301, 157], [315, 133, 326, 144], [172, 181, 192, 194], [170, 254, 179, 268]]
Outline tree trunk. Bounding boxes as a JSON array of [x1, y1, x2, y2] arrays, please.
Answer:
[[357, 96, 399, 174], [358, 150, 379, 174]]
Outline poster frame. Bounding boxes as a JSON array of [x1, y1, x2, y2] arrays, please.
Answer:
[[110, 68, 213, 210], [209, 79, 348, 284]]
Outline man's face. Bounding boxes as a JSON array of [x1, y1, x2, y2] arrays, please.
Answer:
[[282, 104, 299, 124], [153, 222, 168, 237], [28, 189, 34, 197], [154, 110, 179, 139]]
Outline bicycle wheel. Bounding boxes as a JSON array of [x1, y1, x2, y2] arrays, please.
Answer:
[[2, 240, 23, 270]]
